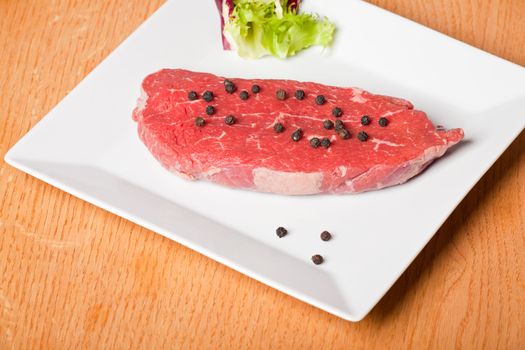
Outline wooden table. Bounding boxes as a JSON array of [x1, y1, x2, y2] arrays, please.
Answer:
[[1, 1, 524, 348]]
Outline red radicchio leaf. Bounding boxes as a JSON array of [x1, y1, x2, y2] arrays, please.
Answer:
[[215, 0, 234, 50], [287, 0, 301, 11]]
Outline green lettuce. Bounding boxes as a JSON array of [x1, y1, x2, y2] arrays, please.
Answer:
[[223, 0, 335, 59]]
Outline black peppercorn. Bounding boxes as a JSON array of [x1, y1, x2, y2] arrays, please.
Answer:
[[205, 105, 215, 115], [273, 123, 285, 133], [188, 91, 198, 101], [276, 89, 287, 100], [320, 231, 332, 241], [276, 227, 288, 238], [332, 107, 342, 117], [251, 84, 261, 93], [321, 138, 331, 148], [291, 128, 303, 142], [310, 137, 321, 148], [315, 95, 326, 105], [225, 82, 236, 94], [338, 129, 350, 139], [195, 117, 205, 127], [239, 90, 249, 100], [312, 254, 324, 265], [202, 90, 214, 102], [225, 115, 236, 125], [295, 89, 305, 100], [224, 79, 233, 86], [323, 120, 334, 130], [378, 117, 389, 127], [361, 115, 371, 125], [357, 131, 369, 141], [334, 120, 344, 131]]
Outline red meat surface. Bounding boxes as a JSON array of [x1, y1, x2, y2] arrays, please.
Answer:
[[133, 69, 463, 195]]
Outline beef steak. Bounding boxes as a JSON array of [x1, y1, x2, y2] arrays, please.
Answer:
[[133, 69, 463, 195]]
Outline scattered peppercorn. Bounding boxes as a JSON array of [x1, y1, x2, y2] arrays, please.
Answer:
[[338, 129, 350, 139], [295, 89, 305, 100], [357, 131, 369, 142], [276, 226, 288, 238], [225, 115, 236, 125], [310, 137, 321, 148], [251, 84, 261, 94], [321, 138, 331, 148], [202, 90, 214, 102], [225, 82, 236, 94], [273, 123, 285, 133], [361, 115, 371, 125], [195, 117, 205, 127], [205, 105, 215, 115], [239, 90, 249, 100], [224, 79, 233, 86], [323, 120, 334, 130], [320, 231, 332, 241], [334, 120, 344, 131], [188, 91, 198, 101], [332, 107, 342, 117], [379, 117, 389, 127], [315, 95, 326, 105], [312, 254, 324, 265], [291, 128, 303, 142], [276, 89, 287, 100]]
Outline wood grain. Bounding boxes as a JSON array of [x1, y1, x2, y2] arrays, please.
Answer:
[[1, 0, 524, 348]]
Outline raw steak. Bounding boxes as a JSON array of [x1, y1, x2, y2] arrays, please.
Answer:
[[133, 69, 463, 195]]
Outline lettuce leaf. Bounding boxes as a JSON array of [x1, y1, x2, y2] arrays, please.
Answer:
[[222, 0, 335, 59]]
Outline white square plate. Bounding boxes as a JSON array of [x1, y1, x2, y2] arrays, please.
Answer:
[[5, 0, 525, 321]]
